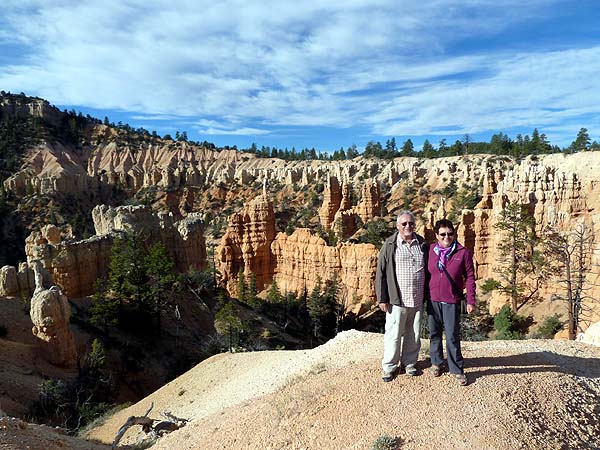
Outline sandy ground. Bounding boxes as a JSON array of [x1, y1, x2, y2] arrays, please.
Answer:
[[83, 330, 600, 450]]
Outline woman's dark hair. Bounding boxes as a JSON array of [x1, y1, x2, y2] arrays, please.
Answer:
[[434, 219, 455, 234]]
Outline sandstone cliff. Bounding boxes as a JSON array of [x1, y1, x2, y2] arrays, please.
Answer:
[[4, 132, 600, 328], [217, 194, 379, 314], [0, 206, 206, 298], [216, 194, 275, 295]]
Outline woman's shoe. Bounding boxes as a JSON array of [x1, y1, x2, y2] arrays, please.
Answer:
[[455, 373, 468, 386], [429, 365, 441, 377]]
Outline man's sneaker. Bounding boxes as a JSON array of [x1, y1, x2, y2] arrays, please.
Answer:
[[382, 369, 396, 382], [405, 364, 418, 376]]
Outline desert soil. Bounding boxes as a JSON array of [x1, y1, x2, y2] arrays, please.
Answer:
[[2, 330, 600, 450]]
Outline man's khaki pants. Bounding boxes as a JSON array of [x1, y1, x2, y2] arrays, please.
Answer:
[[382, 305, 422, 374]]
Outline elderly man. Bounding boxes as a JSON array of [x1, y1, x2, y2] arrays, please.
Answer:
[[376, 211, 427, 382]]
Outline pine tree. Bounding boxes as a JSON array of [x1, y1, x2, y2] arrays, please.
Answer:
[[493, 202, 548, 311], [247, 272, 260, 309], [266, 279, 283, 304], [307, 277, 323, 338], [422, 139, 436, 158], [237, 269, 248, 303], [90, 236, 179, 334], [144, 242, 178, 331], [570, 128, 590, 152], [215, 300, 243, 352], [400, 139, 414, 157]]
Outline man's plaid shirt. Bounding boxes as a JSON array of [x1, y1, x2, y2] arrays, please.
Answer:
[[394, 234, 425, 307]]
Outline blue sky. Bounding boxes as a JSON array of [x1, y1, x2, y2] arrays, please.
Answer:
[[1, 0, 599, 152]]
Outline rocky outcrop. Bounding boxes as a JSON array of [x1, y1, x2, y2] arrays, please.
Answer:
[[467, 153, 600, 316], [0, 94, 61, 126], [4, 120, 600, 328], [92, 204, 207, 275], [216, 196, 378, 314], [0, 262, 36, 298], [355, 180, 381, 223], [271, 229, 378, 314], [30, 287, 77, 367], [4, 134, 495, 200], [580, 321, 600, 346], [17, 206, 206, 298], [216, 194, 275, 295], [318, 176, 342, 230], [330, 178, 382, 238], [0, 266, 20, 297]]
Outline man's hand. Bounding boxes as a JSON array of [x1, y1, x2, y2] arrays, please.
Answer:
[[378, 303, 392, 313], [466, 304, 476, 315]]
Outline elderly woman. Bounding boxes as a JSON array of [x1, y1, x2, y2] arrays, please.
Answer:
[[427, 219, 476, 386]]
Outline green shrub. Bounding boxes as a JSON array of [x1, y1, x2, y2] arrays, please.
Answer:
[[535, 314, 563, 339], [494, 304, 530, 340], [460, 311, 492, 341], [359, 218, 389, 247], [481, 278, 500, 294], [371, 433, 400, 450]]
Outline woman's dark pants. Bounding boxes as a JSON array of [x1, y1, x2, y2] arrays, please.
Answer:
[[428, 301, 464, 375]]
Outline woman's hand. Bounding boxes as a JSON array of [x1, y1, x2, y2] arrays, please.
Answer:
[[378, 303, 392, 313], [466, 304, 476, 315]]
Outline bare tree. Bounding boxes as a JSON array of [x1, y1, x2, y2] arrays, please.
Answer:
[[544, 221, 595, 339]]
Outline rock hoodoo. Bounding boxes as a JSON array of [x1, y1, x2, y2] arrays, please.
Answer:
[[30, 286, 77, 367], [318, 176, 342, 230], [216, 194, 275, 296], [216, 192, 379, 314]]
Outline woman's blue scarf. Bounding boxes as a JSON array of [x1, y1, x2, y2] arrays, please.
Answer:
[[434, 240, 457, 272]]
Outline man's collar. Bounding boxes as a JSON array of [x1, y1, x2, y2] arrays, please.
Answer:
[[396, 232, 417, 245]]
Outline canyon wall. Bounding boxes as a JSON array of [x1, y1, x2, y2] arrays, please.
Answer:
[[3, 132, 600, 327], [217, 196, 378, 314], [272, 229, 378, 314]]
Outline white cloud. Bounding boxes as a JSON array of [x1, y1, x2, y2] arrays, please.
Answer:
[[197, 127, 271, 136], [0, 0, 596, 146]]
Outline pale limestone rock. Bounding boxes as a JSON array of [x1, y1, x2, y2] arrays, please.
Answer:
[[41, 224, 62, 245], [339, 183, 352, 212], [0, 263, 38, 298], [0, 266, 19, 296], [333, 210, 358, 239], [553, 328, 570, 340], [472, 154, 600, 320], [271, 229, 378, 314], [32, 260, 45, 295], [355, 180, 381, 223], [4, 133, 600, 324], [319, 176, 342, 230], [580, 321, 600, 346], [17, 262, 36, 295], [30, 287, 77, 367]]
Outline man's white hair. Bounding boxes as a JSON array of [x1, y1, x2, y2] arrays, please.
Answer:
[[396, 210, 416, 223]]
